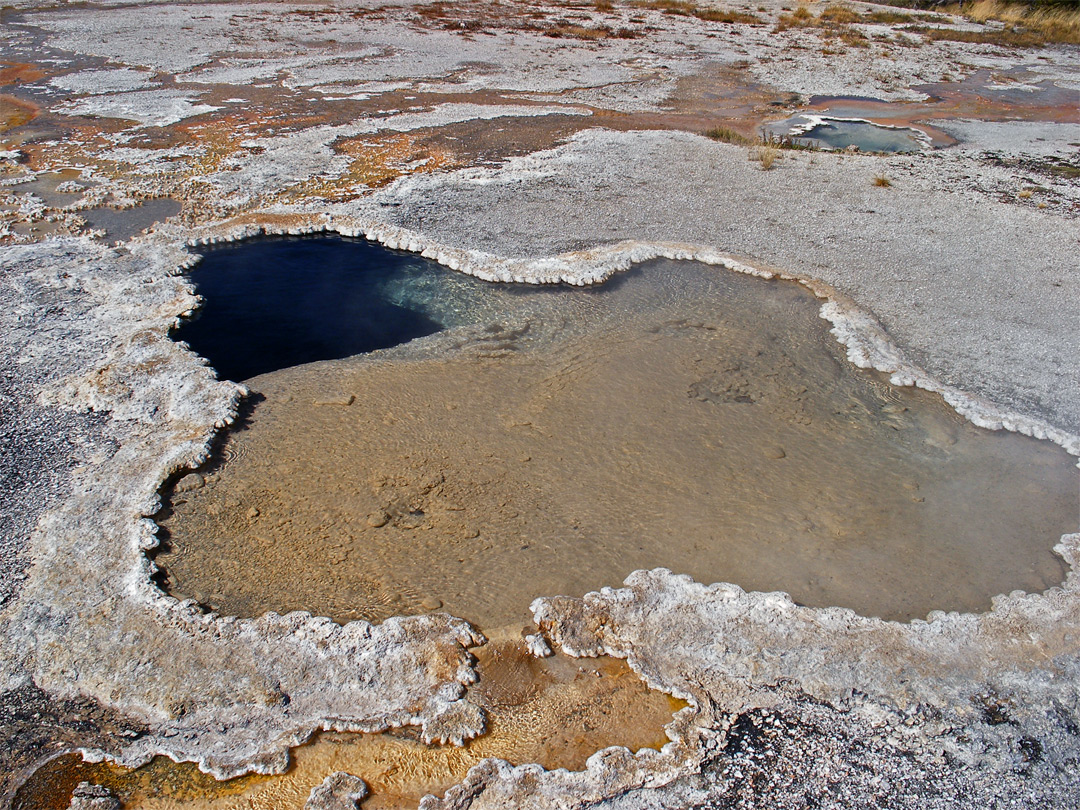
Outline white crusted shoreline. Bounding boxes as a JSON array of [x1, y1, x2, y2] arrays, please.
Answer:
[[1, 219, 1077, 805], [1, 235, 488, 785]]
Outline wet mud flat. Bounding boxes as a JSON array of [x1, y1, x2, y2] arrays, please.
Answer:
[[158, 240, 1077, 631]]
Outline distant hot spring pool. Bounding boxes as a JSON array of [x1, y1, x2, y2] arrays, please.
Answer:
[[160, 235, 1077, 631], [763, 114, 927, 153]]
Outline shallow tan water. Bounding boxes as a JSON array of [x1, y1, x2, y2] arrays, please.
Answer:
[[156, 259, 1077, 628], [9, 168, 89, 207], [16, 638, 685, 810]]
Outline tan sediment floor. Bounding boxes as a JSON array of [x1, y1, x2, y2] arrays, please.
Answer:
[[157, 259, 1077, 628], [16, 638, 684, 810]]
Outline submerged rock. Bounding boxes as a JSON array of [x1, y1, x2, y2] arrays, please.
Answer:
[[68, 783, 120, 810], [305, 771, 368, 810], [173, 472, 204, 493]]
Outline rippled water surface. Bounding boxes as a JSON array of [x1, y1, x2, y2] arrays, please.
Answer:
[[175, 236, 569, 381], [156, 237, 1078, 630]]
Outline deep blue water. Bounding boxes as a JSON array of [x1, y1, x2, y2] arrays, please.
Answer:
[[176, 236, 475, 382]]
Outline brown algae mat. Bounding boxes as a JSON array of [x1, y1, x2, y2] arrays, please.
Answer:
[[16, 638, 685, 810], [156, 258, 1077, 629]]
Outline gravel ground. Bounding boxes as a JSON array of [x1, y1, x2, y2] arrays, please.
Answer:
[[0, 259, 124, 798], [594, 696, 1080, 810], [0, 264, 113, 609], [0, 683, 145, 804]]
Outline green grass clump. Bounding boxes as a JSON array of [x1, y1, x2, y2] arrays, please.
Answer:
[[704, 126, 756, 145]]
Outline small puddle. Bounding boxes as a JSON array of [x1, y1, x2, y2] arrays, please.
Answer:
[[778, 67, 1080, 151], [9, 168, 93, 208], [79, 198, 182, 242], [156, 236, 1077, 628], [4, 173, 179, 241], [9, 220, 69, 239], [15, 639, 685, 810]]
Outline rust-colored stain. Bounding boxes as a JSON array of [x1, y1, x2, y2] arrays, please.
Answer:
[[0, 62, 47, 86], [14, 642, 687, 810], [11, 753, 268, 810], [11, 118, 127, 173], [2, 21, 1074, 231], [284, 131, 458, 200], [0, 95, 39, 132]]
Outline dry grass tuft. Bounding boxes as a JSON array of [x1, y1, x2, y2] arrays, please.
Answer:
[[546, 24, 613, 39], [749, 143, 781, 169], [964, 0, 1080, 44], [873, 174, 892, 187], [776, 3, 867, 33], [866, 9, 914, 23], [635, 0, 698, 14], [792, 5, 816, 21], [924, 1, 1080, 47], [708, 129, 818, 165], [839, 28, 871, 45], [819, 4, 861, 24], [695, 6, 764, 23], [548, 22, 617, 38], [962, 0, 1078, 26], [914, 23, 1047, 47], [634, 0, 763, 23]]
